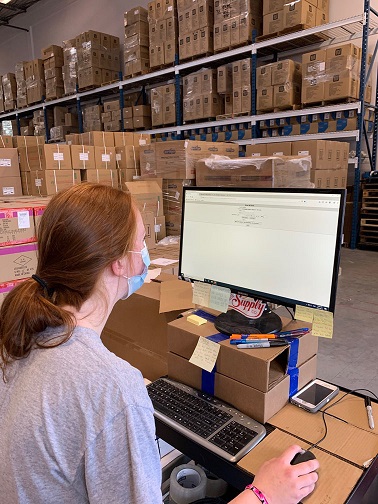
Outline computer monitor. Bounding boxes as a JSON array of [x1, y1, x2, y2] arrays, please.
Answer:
[[179, 187, 346, 334]]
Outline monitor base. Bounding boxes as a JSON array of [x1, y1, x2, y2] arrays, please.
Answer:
[[214, 307, 283, 336]]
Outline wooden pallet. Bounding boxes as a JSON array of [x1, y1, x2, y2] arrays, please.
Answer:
[[361, 218, 378, 227], [101, 79, 119, 86], [78, 85, 100, 92], [124, 70, 150, 79], [257, 104, 302, 115], [256, 24, 329, 43], [181, 52, 213, 60], [216, 111, 250, 120]]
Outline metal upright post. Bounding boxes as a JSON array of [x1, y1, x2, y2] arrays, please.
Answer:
[[43, 106, 50, 142], [351, 0, 370, 249], [77, 96, 83, 134], [175, 54, 182, 130], [371, 70, 378, 171], [16, 114, 21, 136], [119, 85, 124, 132], [251, 30, 257, 141]]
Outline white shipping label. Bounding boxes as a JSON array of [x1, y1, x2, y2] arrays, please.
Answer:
[[116, 154, 122, 161], [273, 152, 284, 155], [139, 139, 147, 145], [3, 187, 15, 195], [53, 152, 64, 161], [0, 158, 11, 166], [102, 154, 111, 162], [35, 179, 42, 187], [17, 210, 30, 229], [79, 153, 89, 161], [298, 150, 310, 155], [319, 62, 325, 72], [175, 191, 180, 200], [154, 224, 161, 232]]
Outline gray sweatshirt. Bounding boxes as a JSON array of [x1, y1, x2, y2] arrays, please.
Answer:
[[0, 326, 162, 504]]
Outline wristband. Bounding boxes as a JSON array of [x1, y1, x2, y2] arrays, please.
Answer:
[[245, 484, 270, 504]]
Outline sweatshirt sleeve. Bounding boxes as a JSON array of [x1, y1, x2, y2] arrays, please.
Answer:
[[83, 404, 162, 504]]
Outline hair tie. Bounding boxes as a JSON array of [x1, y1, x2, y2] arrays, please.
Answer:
[[32, 274, 54, 298]]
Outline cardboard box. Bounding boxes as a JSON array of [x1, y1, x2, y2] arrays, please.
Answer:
[[263, 0, 285, 16], [101, 273, 193, 381], [0, 242, 38, 283], [302, 79, 325, 104], [125, 179, 163, 217], [70, 145, 95, 170], [217, 64, 232, 94], [324, 72, 359, 101], [302, 49, 326, 77], [263, 10, 283, 35], [81, 131, 115, 147], [256, 64, 272, 88], [256, 86, 274, 111], [81, 169, 118, 187], [266, 142, 292, 156], [271, 60, 302, 86], [21, 170, 80, 197], [246, 144, 268, 157], [114, 132, 135, 147], [139, 144, 157, 177], [311, 168, 347, 188], [18, 145, 46, 172], [0, 149, 20, 178], [44, 144, 72, 170], [0, 205, 36, 246], [196, 157, 274, 187], [316, 8, 329, 25], [274, 83, 301, 108], [292, 140, 328, 169], [283, 0, 316, 29], [0, 177, 23, 197], [0, 136, 13, 149], [94, 146, 116, 170], [115, 146, 139, 170]]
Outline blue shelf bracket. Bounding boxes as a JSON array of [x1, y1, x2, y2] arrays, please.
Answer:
[[16, 114, 21, 136], [175, 53, 182, 129], [251, 29, 257, 141], [76, 96, 83, 134], [119, 83, 125, 132], [351, 0, 371, 249]]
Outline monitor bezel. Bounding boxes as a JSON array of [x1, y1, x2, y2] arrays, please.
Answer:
[[179, 186, 346, 313]]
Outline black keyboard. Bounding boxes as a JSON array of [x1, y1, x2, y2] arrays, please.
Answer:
[[147, 377, 266, 462]]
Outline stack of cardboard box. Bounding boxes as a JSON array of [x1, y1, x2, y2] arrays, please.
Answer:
[[50, 107, 79, 142], [183, 68, 223, 122], [178, 0, 214, 61], [18, 137, 79, 196], [77, 30, 120, 90], [15, 62, 28, 109], [2, 73, 17, 111], [62, 38, 78, 95], [83, 104, 103, 132], [256, 59, 302, 112], [140, 140, 238, 234], [0, 144, 22, 196], [214, 0, 262, 53], [124, 6, 150, 77], [114, 132, 146, 187], [148, 0, 178, 68], [42, 45, 64, 101], [101, 99, 122, 132], [32, 109, 52, 138], [151, 83, 177, 126], [25, 59, 45, 105], [263, 0, 329, 37], [302, 43, 365, 106], [231, 58, 252, 115]]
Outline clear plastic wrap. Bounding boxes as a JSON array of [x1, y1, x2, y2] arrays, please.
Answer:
[[195, 154, 313, 188], [162, 178, 195, 214], [62, 39, 78, 95], [182, 68, 223, 122]]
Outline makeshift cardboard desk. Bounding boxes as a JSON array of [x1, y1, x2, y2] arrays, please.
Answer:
[[154, 389, 378, 503]]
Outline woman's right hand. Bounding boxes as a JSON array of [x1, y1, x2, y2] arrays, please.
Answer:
[[251, 444, 319, 504]]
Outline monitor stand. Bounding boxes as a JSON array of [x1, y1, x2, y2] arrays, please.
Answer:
[[214, 305, 282, 336]]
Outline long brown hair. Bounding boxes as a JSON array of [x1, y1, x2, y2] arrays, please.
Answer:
[[0, 183, 137, 378]]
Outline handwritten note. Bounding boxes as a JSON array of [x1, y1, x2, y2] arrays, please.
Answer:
[[189, 337, 220, 373], [295, 305, 317, 323], [193, 282, 211, 307], [312, 311, 334, 339], [209, 285, 231, 313]]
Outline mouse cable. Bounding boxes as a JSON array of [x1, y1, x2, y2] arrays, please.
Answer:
[[308, 388, 378, 451], [283, 306, 295, 320]]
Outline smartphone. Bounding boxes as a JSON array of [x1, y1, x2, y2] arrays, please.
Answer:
[[290, 379, 339, 413]]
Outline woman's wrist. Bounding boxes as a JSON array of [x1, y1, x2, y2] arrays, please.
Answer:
[[245, 484, 270, 504]]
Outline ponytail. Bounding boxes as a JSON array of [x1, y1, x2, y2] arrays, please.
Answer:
[[0, 276, 74, 380]]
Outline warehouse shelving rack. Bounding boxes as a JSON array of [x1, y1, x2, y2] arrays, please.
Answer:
[[1, 2, 378, 248]]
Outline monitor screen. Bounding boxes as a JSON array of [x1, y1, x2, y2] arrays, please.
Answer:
[[179, 188, 346, 313]]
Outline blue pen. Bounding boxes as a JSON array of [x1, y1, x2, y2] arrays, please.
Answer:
[[232, 339, 288, 346], [278, 328, 309, 336]]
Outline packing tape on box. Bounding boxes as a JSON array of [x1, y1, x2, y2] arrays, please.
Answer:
[[288, 367, 299, 397], [169, 464, 207, 504], [286, 337, 299, 368]]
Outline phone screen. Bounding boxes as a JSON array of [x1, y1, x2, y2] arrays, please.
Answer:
[[297, 383, 332, 405]]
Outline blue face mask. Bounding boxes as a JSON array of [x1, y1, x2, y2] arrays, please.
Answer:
[[122, 243, 150, 300]]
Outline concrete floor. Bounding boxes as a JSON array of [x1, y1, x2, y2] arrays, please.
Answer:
[[317, 248, 378, 399]]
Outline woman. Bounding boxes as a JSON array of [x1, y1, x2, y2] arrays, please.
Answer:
[[0, 183, 319, 504]]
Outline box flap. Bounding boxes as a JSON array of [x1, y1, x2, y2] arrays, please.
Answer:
[[237, 429, 363, 504], [269, 403, 378, 467], [159, 279, 194, 313], [326, 394, 378, 433]]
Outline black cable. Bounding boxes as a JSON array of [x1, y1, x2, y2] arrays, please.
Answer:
[[284, 306, 295, 320], [155, 436, 162, 458], [308, 388, 378, 451]]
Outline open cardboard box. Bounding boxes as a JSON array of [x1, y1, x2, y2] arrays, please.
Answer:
[[167, 316, 318, 393], [168, 352, 317, 424]]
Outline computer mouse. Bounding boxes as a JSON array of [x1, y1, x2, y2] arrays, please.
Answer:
[[290, 450, 317, 465]]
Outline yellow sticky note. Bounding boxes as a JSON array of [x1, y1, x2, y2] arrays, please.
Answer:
[[312, 311, 334, 339], [209, 285, 231, 313], [187, 314, 207, 326], [295, 305, 317, 323], [192, 282, 211, 307], [189, 336, 220, 373]]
